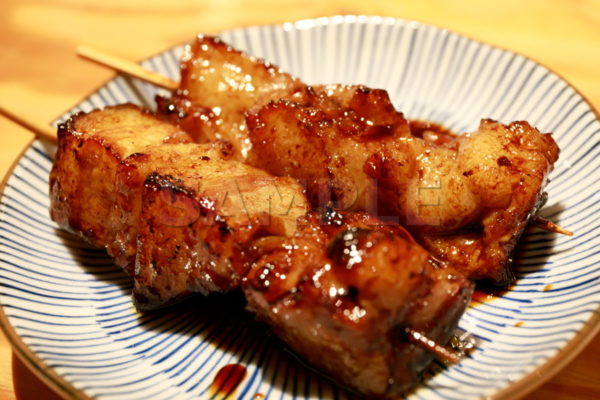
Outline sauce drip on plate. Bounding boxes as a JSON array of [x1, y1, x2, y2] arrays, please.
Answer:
[[209, 364, 247, 397], [471, 285, 512, 304]]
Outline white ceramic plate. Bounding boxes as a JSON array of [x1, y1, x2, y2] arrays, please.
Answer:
[[1, 15, 599, 400]]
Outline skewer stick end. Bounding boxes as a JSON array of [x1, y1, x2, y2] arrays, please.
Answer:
[[405, 328, 462, 365], [532, 216, 573, 236], [76, 45, 179, 91], [0, 104, 57, 143]]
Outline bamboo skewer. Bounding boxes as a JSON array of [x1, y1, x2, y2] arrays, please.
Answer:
[[77, 46, 179, 91], [0, 104, 57, 143], [74, 46, 574, 237], [405, 328, 462, 364], [531, 215, 573, 236]]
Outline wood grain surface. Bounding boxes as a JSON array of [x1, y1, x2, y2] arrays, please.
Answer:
[[0, 0, 598, 399]]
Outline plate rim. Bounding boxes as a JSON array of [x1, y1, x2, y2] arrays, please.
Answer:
[[0, 14, 599, 400], [0, 136, 90, 400]]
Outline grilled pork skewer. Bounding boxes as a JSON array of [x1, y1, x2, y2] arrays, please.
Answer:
[[73, 40, 571, 240], [47, 104, 472, 398], [49, 104, 308, 308], [146, 36, 561, 284]]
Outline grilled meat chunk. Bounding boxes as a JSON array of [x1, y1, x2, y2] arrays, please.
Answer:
[[367, 119, 559, 234], [157, 35, 306, 159], [244, 209, 473, 398], [49, 104, 192, 252], [409, 120, 559, 283], [110, 141, 234, 273], [246, 85, 411, 210], [132, 148, 308, 309]]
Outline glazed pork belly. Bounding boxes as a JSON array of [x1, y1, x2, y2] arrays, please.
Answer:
[[245, 208, 473, 397], [131, 143, 307, 308], [109, 141, 232, 273], [49, 104, 309, 308], [246, 84, 411, 210], [156, 35, 307, 159], [49, 104, 193, 257], [368, 119, 559, 283]]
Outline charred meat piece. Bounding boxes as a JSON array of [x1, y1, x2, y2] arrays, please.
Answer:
[[411, 120, 558, 283], [246, 85, 411, 210], [132, 147, 308, 309], [110, 142, 232, 273], [245, 209, 473, 398], [367, 119, 558, 234], [49, 104, 192, 255], [156, 35, 306, 159], [50, 105, 309, 309]]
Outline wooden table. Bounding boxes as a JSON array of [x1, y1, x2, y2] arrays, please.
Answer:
[[0, 0, 598, 399]]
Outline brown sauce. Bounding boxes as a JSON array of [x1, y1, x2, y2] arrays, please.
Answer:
[[471, 290, 496, 303], [252, 394, 265, 400], [471, 285, 512, 304], [209, 363, 247, 397], [409, 120, 457, 146]]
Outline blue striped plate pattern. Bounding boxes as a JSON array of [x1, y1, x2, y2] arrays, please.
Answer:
[[1, 15, 599, 400]]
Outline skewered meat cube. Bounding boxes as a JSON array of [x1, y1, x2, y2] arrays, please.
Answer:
[[49, 104, 192, 253], [131, 145, 308, 309], [156, 35, 306, 159], [110, 141, 232, 272], [245, 208, 473, 397], [399, 120, 559, 283], [246, 85, 411, 210]]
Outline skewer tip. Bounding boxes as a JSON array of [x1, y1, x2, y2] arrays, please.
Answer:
[[405, 328, 462, 365], [532, 216, 573, 236]]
